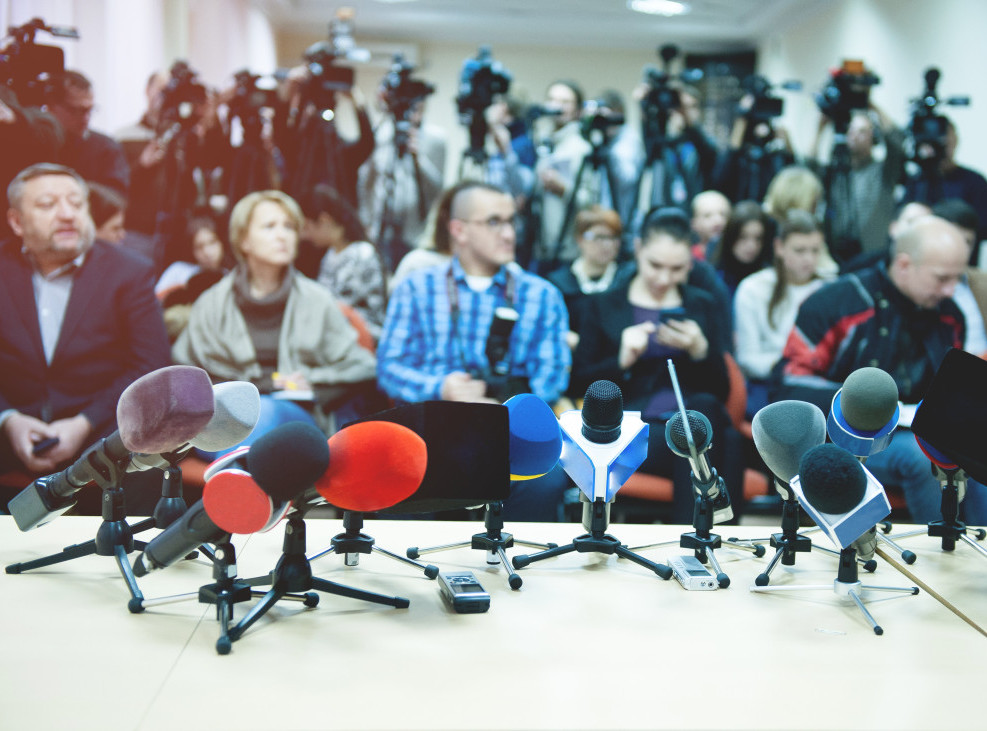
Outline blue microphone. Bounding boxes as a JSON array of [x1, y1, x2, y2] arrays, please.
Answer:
[[827, 367, 899, 459], [504, 394, 562, 481]]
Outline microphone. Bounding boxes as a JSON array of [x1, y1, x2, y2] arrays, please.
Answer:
[[133, 422, 329, 575], [128, 381, 260, 471], [8, 365, 215, 531], [557, 380, 649, 504], [665, 410, 732, 524], [504, 393, 562, 481], [790, 443, 892, 549], [827, 367, 899, 459], [313, 421, 427, 512], [751, 400, 827, 499]]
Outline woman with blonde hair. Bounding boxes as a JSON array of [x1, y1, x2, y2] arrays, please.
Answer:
[[173, 190, 377, 450]]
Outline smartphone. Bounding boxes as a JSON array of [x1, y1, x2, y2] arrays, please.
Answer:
[[32, 436, 60, 456], [658, 306, 687, 324]]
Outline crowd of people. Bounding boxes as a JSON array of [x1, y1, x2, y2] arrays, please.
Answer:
[[2, 56, 986, 528]]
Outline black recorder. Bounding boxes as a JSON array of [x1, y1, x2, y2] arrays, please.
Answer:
[[438, 571, 490, 613]]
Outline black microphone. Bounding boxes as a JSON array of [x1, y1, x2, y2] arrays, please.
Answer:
[[751, 400, 827, 499], [665, 410, 732, 523], [133, 422, 330, 575], [8, 366, 215, 531]]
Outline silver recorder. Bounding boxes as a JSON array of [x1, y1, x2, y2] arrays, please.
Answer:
[[667, 555, 717, 590]]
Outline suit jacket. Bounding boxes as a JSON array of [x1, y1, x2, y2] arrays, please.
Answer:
[[0, 239, 171, 463]]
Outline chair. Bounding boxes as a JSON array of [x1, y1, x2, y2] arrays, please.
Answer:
[[614, 353, 769, 520]]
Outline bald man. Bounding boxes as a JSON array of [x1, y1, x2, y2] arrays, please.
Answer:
[[776, 215, 970, 523]]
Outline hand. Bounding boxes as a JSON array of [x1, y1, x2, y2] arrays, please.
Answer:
[[440, 372, 493, 403], [405, 125, 420, 156], [138, 139, 166, 168], [538, 167, 566, 197], [619, 321, 657, 370], [3, 412, 59, 473], [44, 414, 92, 468], [0, 99, 15, 124], [656, 318, 708, 361]]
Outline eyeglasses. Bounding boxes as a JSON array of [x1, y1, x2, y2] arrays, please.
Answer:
[[581, 231, 620, 244], [457, 215, 520, 232]]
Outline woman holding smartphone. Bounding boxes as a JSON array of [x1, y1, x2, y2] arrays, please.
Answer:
[[571, 207, 743, 523]]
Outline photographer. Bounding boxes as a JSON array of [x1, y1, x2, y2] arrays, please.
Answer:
[[358, 58, 446, 273], [810, 101, 906, 264]]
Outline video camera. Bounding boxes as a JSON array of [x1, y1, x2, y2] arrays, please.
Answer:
[[158, 60, 208, 131], [580, 98, 625, 149], [380, 53, 435, 155], [456, 46, 512, 161], [639, 44, 702, 151], [907, 67, 970, 172], [301, 8, 369, 108], [227, 70, 279, 137], [814, 60, 879, 132], [0, 17, 78, 108]]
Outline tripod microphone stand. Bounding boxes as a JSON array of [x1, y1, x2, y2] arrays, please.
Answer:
[[881, 466, 987, 558], [309, 510, 440, 579], [406, 499, 558, 589], [751, 544, 918, 635], [229, 510, 410, 647]]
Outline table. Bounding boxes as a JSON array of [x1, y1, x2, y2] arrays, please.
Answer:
[[1, 514, 984, 730]]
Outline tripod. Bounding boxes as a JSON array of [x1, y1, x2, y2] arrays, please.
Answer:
[[5, 460, 196, 613], [881, 466, 987, 558], [308, 510, 440, 579], [229, 513, 410, 646], [751, 544, 919, 635], [405, 500, 558, 589], [511, 495, 673, 580]]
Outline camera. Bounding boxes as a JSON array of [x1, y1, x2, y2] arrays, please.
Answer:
[[814, 60, 879, 131], [380, 53, 435, 155], [456, 46, 511, 161], [158, 60, 208, 130], [579, 98, 625, 148], [0, 17, 78, 108], [907, 67, 970, 172], [639, 44, 702, 146]]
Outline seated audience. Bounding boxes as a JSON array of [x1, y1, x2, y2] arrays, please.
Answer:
[[301, 184, 388, 341], [570, 207, 744, 523], [709, 200, 774, 299], [733, 210, 830, 416], [172, 190, 377, 449]]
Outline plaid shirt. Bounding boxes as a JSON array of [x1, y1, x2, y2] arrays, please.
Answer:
[[378, 258, 570, 404]]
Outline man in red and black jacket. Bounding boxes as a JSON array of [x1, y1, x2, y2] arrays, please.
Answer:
[[774, 215, 975, 524]]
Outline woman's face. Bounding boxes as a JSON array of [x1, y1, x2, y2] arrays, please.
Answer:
[[732, 220, 765, 265], [775, 231, 824, 285], [303, 212, 345, 249], [96, 211, 126, 244], [577, 224, 621, 269], [635, 233, 691, 299], [192, 227, 224, 269], [240, 200, 298, 269]]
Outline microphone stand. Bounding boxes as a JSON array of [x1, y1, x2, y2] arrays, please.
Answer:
[[309, 510, 440, 579], [405, 499, 558, 589], [230, 510, 409, 647], [880, 466, 987, 559], [511, 494, 674, 580], [750, 544, 919, 636]]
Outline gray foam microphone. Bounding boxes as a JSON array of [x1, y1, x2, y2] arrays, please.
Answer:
[[190, 381, 261, 452], [751, 400, 827, 498]]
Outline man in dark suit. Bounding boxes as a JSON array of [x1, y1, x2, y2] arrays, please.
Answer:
[[0, 163, 170, 507]]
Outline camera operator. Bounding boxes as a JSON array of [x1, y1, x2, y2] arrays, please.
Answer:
[[358, 57, 446, 273], [809, 101, 906, 264], [715, 78, 795, 204], [48, 70, 130, 197]]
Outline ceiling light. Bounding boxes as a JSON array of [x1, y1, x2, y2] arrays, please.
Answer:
[[627, 0, 691, 16]]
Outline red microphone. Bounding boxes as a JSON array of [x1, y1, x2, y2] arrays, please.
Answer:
[[202, 469, 289, 535], [314, 421, 427, 512]]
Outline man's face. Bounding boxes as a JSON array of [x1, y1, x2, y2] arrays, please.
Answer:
[[546, 84, 579, 127], [452, 189, 517, 276], [8, 174, 94, 264], [895, 224, 968, 309], [50, 87, 94, 138], [691, 195, 730, 243], [846, 115, 874, 158]]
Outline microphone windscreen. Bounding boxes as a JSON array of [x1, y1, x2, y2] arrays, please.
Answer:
[[799, 443, 867, 515], [117, 365, 215, 453], [582, 380, 623, 443], [315, 421, 426, 512], [665, 410, 713, 456], [841, 367, 898, 431], [752, 400, 827, 483], [190, 381, 261, 452], [915, 434, 958, 470], [202, 469, 274, 534], [504, 394, 562, 480], [247, 422, 330, 503]]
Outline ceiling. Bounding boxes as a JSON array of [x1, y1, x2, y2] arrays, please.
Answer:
[[259, 0, 830, 53]]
